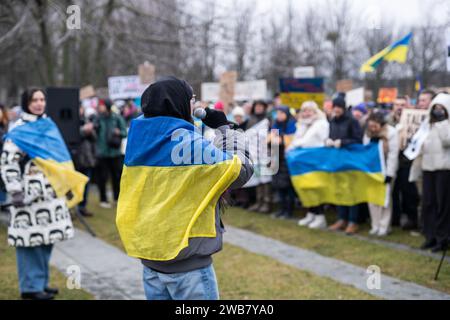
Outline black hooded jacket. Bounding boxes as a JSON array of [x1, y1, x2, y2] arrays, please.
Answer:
[[329, 111, 363, 146], [141, 76, 193, 123], [139, 77, 254, 274]]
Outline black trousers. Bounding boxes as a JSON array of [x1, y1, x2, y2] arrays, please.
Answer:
[[392, 165, 419, 226], [422, 170, 450, 246], [97, 156, 123, 202], [277, 186, 296, 216]]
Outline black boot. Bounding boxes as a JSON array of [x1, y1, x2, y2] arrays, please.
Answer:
[[45, 287, 59, 295], [21, 292, 55, 300], [420, 239, 437, 250]]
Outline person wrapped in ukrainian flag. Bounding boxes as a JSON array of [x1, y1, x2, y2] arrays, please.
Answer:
[[1, 88, 88, 300], [116, 76, 254, 300]]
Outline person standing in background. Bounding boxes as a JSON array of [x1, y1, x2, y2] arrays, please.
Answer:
[[1, 89, 76, 300], [270, 106, 297, 219], [410, 93, 450, 252], [95, 99, 127, 209], [75, 104, 97, 217], [246, 100, 272, 214], [417, 90, 436, 110], [388, 96, 421, 231], [327, 97, 363, 235], [288, 101, 330, 229], [363, 112, 399, 237]]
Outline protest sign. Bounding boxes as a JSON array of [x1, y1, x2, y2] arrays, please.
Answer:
[[201, 80, 267, 102], [398, 108, 428, 150], [336, 79, 353, 93], [108, 75, 146, 100], [138, 62, 155, 85], [346, 87, 365, 107], [219, 71, 238, 113], [293, 66, 315, 78], [377, 88, 398, 104], [279, 78, 325, 109]]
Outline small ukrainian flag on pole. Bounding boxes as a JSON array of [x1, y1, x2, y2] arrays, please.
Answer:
[[360, 33, 413, 73]]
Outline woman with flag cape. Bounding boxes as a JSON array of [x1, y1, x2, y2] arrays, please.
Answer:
[[1, 88, 88, 300], [116, 77, 254, 300]]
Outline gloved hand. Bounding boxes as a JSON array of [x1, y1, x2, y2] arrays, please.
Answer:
[[202, 108, 229, 129], [11, 192, 25, 207], [384, 176, 393, 184]]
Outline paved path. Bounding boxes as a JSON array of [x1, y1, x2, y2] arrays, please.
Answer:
[[223, 226, 450, 300], [51, 229, 145, 300], [48, 227, 450, 300]]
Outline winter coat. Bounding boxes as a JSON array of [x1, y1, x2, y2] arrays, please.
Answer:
[[74, 116, 97, 170], [95, 112, 127, 158], [1, 113, 74, 247], [271, 110, 297, 190], [289, 118, 330, 149], [329, 111, 363, 146], [363, 125, 399, 179], [409, 94, 450, 181]]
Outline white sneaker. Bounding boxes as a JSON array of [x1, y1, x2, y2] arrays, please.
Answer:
[[298, 213, 315, 227], [309, 214, 327, 229], [100, 202, 112, 209], [377, 229, 389, 237], [369, 228, 379, 236]]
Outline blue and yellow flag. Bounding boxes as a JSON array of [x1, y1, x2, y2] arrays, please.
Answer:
[[360, 33, 413, 73], [5, 117, 89, 208], [116, 116, 241, 261], [286, 143, 387, 207]]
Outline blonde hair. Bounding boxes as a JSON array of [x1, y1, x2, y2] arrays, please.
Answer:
[[300, 101, 326, 120]]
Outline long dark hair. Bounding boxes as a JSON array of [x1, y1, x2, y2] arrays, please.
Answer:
[[21, 88, 46, 114], [0, 104, 9, 128]]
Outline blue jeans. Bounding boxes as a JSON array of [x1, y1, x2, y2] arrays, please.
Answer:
[[337, 205, 359, 224], [16, 245, 53, 293], [143, 264, 219, 300]]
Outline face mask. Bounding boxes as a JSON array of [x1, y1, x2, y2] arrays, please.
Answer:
[[432, 109, 447, 121]]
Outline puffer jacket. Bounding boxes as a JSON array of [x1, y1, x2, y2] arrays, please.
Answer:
[[289, 118, 330, 149], [410, 94, 450, 180], [421, 94, 450, 171], [329, 111, 363, 146]]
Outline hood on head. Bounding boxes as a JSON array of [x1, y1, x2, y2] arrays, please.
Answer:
[[141, 76, 193, 123], [429, 93, 450, 116]]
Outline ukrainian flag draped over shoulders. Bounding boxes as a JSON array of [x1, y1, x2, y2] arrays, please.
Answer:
[[287, 143, 388, 207], [116, 116, 241, 261], [5, 117, 89, 208], [360, 33, 413, 73]]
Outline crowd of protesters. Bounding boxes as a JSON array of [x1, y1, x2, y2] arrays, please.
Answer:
[[225, 89, 450, 254], [1, 87, 449, 260]]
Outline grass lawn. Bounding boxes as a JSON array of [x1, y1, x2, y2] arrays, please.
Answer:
[[222, 207, 450, 294], [74, 193, 376, 299], [0, 225, 93, 300]]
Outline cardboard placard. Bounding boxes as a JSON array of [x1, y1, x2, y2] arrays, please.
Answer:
[[398, 108, 428, 150], [138, 62, 156, 85], [336, 79, 353, 93], [219, 71, 238, 113], [378, 88, 398, 104]]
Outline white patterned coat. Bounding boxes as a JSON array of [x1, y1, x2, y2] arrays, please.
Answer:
[[1, 113, 74, 247]]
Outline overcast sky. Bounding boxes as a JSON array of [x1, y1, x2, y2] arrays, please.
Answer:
[[216, 0, 449, 28]]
